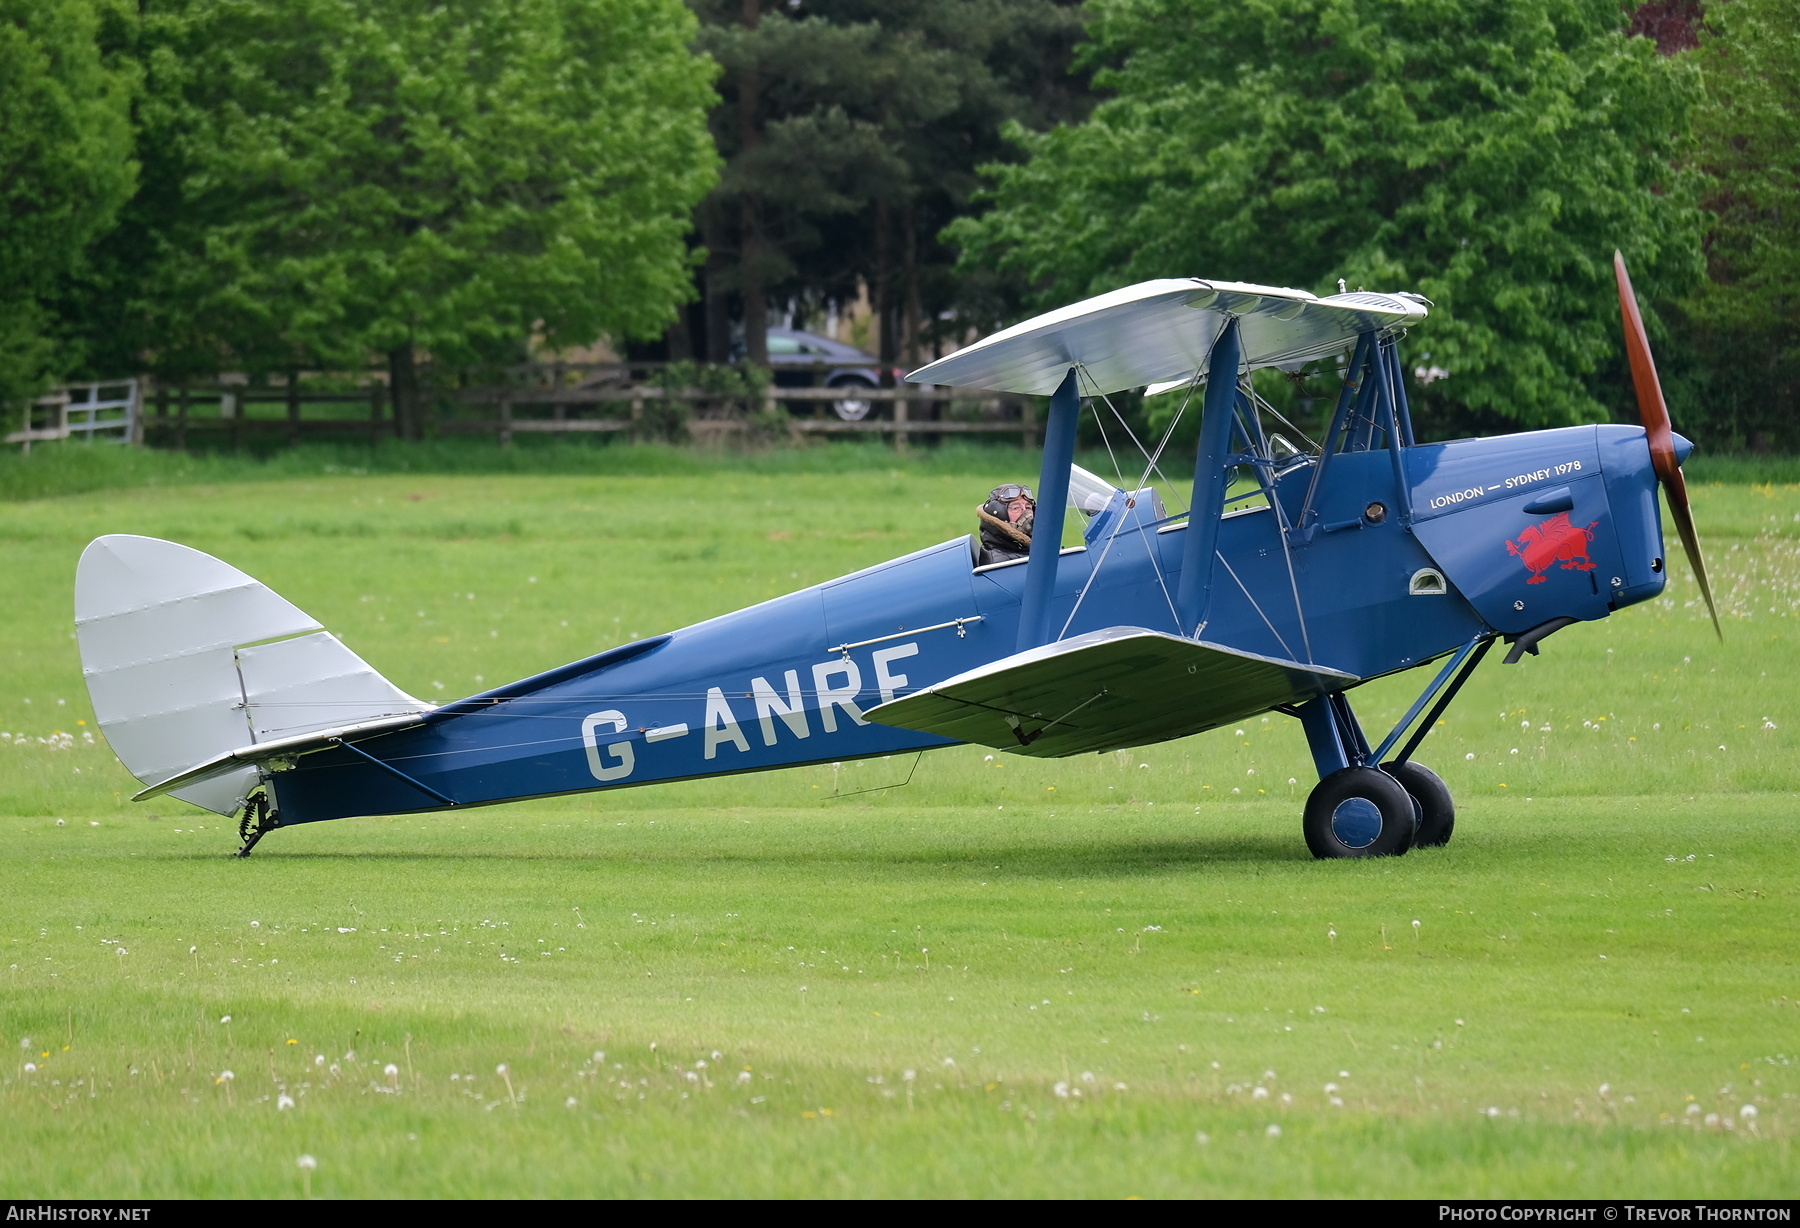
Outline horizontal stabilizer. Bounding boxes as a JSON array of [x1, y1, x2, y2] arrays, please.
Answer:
[[865, 627, 1356, 757], [128, 712, 429, 802]]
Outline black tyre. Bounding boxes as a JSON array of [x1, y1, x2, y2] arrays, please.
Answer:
[[1381, 759, 1454, 848], [1303, 766, 1417, 859], [829, 378, 875, 421]]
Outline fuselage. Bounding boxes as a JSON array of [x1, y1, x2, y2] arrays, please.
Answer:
[[269, 423, 1672, 825]]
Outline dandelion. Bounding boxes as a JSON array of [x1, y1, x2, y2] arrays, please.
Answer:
[[497, 1063, 516, 1105], [737, 1070, 752, 1085], [1265, 1124, 1282, 1138], [1252, 1086, 1269, 1100], [384, 1063, 400, 1089], [1054, 1081, 1071, 1099], [277, 1093, 294, 1111], [23, 1063, 36, 1074], [297, 1154, 317, 1198], [565, 1096, 579, 1109], [1741, 1104, 1758, 1122]]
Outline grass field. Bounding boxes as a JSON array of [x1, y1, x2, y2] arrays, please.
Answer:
[[1, 446, 1797, 1197]]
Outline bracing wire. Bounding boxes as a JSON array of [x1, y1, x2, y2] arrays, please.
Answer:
[[1065, 362, 1193, 635], [1213, 550, 1297, 661], [1074, 363, 1195, 514], [1086, 391, 1127, 487], [1239, 376, 1315, 664]]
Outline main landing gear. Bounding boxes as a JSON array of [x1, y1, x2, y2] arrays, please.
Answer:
[[1288, 637, 1493, 859]]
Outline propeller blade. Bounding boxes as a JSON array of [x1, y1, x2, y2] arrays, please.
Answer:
[[1614, 250, 1720, 639]]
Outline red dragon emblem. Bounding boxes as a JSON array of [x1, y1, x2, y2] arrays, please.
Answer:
[[1506, 512, 1599, 584]]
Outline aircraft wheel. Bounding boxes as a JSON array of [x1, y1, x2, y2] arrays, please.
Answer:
[[1381, 759, 1454, 848], [1303, 767, 1417, 859]]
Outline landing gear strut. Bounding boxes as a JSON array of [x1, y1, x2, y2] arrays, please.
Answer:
[[1292, 641, 1488, 860], [235, 789, 279, 858]]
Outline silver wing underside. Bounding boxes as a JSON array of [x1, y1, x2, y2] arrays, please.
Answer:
[[906, 278, 1428, 396]]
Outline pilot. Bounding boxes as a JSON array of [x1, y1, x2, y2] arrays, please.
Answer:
[[977, 483, 1035, 565]]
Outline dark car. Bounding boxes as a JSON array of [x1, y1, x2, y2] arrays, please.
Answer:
[[754, 327, 898, 421]]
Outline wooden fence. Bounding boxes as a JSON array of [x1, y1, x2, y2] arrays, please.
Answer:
[[3, 381, 142, 451], [451, 386, 1039, 450], [10, 363, 1044, 453], [105, 365, 1043, 452]]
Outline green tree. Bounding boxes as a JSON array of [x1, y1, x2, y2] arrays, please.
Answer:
[[0, 0, 136, 412], [684, 1, 1090, 370], [1679, 0, 1800, 448], [951, 0, 1705, 431], [77, 0, 718, 434]]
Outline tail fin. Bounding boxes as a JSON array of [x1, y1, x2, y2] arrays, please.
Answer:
[[75, 535, 431, 814]]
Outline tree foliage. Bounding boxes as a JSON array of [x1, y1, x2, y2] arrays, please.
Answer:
[[951, 0, 1705, 431], [1676, 0, 1800, 448], [684, 0, 1090, 369], [71, 0, 718, 430], [0, 0, 136, 409]]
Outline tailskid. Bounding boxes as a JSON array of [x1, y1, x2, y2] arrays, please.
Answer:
[[235, 790, 280, 858]]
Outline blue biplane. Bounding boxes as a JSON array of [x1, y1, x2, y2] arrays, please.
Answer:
[[76, 255, 1715, 858]]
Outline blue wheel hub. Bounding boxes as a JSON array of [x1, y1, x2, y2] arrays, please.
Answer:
[[1330, 796, 1382, 849]]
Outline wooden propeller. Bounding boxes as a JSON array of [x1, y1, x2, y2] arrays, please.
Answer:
[[1614, 250, 1720, 639]]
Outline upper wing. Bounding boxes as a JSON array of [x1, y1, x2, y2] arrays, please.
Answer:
[[864, 626, 1357, 758], [906, 279, 1427, 396]]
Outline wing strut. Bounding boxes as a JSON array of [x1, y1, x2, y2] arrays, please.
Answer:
[[1174, 317, 1243, 636], [1016, 367, 1082, 651]]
